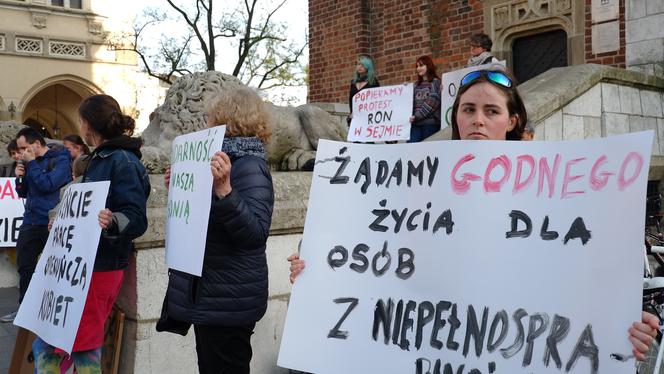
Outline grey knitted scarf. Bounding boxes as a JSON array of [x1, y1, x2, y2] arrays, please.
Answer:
[[222, 136, 266, 160]]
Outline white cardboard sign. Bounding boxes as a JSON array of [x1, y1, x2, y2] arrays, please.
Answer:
[[14, 181, 110, 354], [0, 177, 24, 247], [279, 132, 653, 374], [441, 61, 506, 128], [166, 126, 226, 276], [348, 84, 414, 142]]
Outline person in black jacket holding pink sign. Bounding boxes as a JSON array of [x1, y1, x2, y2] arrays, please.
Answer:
[[347, 55, 380, 126], [161, 86, 274, 374]]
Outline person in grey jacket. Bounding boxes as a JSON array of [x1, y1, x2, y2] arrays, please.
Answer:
[[161, 86, 274, 374]]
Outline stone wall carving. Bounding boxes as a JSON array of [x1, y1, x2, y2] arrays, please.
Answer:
[[15, 37, 43, 54], [88, 20, 103, 36], [490, 0, 573, 37], [31, 12, 48, 29], [484, 0, 585, 67], [141, 71, 347, 172], [49, 41, 86, 58]]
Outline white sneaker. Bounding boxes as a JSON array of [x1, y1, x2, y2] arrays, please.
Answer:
[[0, 311, 17, 323]]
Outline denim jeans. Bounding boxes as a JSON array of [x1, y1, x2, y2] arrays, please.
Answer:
[[409, 123, 441, 143]]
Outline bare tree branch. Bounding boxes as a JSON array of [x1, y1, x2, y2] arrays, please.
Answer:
[[257, 40, 306, 88], [113, 0, 307, 100]]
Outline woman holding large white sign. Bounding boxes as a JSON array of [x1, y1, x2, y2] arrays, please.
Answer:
[[162, 86, 275, 374], [29, 94, 151, 372], [287, 67, 659, 365]]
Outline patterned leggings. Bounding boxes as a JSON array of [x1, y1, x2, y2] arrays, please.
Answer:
[[32, 337, 102, 374]]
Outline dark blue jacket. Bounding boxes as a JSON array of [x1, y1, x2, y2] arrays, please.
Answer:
[[15, 145, 71, 225], [166, 154, 274, 326], [82, 137, 150, 271]]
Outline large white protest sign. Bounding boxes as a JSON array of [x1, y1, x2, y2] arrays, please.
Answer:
[[14, 181, 110, 354], [349, 83, 414, 142], [0, 177, 23, 247], [441, 61, 506, 128], [279, 132, 653, 374], [166, 126, 226, 276]]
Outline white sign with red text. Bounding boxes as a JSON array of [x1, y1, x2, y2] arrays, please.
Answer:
[[0, 177, 24, 247], [348, 83, 414, 142], [279, 132, 653, 374]]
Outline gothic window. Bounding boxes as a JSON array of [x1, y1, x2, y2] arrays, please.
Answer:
[[512, 29, 567, 83]]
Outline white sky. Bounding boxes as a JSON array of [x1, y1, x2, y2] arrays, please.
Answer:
[[122, 0, 309, 105]]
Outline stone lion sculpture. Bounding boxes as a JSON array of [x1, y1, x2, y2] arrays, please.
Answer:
[[141, 71, 348, 172]]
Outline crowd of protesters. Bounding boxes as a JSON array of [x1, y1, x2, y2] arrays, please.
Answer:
[[1, 86, 276, 373], [0, 31, 657, 374]]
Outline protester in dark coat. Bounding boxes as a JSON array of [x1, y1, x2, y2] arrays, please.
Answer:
[[162, 86, 274, 374], [347, 55, 380, 125], [31, 94, 150, 372]]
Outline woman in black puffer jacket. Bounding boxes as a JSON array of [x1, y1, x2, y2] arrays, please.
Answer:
[[162, 86, 274, 374]]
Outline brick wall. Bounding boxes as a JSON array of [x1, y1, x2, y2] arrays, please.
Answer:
[[584, 0, 626, 67], [309, 0, 627, 104], [308, 0, 486, 103], [308, 0, 370, 103]]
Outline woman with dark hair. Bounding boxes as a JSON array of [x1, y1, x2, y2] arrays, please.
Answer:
[[63, 134, 90, 159], [409, 55, 442, 142], [161, 86, 274, 374], [32, 94, 150, 373], [450, 68, 527, 141], [347, 55, 380, 125], [289, 67, 660, 362]]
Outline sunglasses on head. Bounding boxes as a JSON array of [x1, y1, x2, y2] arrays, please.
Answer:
[[460, 70, 513, 89]]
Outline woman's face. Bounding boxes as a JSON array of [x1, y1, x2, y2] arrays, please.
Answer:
[[470, 43, 485, 57], [416, 62, 427, 77], [456, 82, 517, 141], [63, 140, 81, 158], [356, 62, 367, 75]]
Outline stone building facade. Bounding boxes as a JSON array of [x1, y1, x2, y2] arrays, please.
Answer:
[[308, 0, 663, 104], [0, 0, 165, 139]]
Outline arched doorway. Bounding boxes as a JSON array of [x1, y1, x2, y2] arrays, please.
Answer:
[[20, 76, 101, 139]]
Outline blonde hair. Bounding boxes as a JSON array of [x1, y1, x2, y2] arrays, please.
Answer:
[[205, 87, 272, 144]]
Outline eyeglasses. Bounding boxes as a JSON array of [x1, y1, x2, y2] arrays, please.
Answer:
[[460, 70, 513, 89]]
